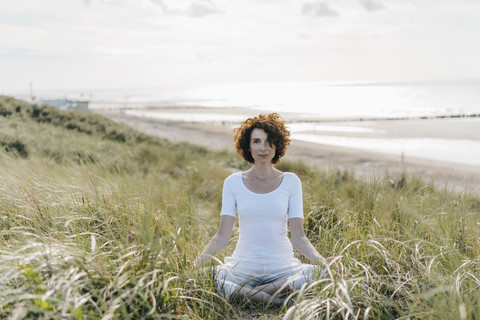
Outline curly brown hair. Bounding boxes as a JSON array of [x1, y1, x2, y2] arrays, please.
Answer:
[[234, 113, 291, 164]]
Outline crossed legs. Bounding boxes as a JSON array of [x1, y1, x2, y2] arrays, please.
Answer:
[[231, 279, 290, 305], [215, 257, 320, 304]]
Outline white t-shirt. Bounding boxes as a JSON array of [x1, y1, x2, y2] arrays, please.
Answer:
[[220, 172, 304, 260]]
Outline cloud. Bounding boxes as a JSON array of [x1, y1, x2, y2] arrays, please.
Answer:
[[188, 2, 220, 17], [84, 0, 124, 4], [149, 0, 221, 17], [359, 0, 384, 11], [149, 0, 167, 11], [196, 53, 212, 62], [82, 0, 132, 6], [302, 2, 339, 17]]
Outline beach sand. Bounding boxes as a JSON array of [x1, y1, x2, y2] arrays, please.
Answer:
[[95, 109, 480, 193]]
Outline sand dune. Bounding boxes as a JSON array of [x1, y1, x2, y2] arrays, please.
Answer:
[[96, 109, 480, 193]]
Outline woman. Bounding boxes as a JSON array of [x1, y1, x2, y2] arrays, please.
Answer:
[[197, 113, 335, 304]]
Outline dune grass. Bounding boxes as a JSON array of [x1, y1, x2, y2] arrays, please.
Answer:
[[1, 96, 479, 319]]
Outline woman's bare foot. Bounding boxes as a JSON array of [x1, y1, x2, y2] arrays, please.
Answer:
[[268, 297, 286, 306]]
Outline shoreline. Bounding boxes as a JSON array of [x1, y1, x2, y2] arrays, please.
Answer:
[[95, 109, 480, 194], [94, 105, 480, 121], [90, 103, 480, 123]]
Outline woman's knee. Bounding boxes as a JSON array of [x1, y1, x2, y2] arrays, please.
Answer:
[[216, 279, 238, 301], [288, 265, 326, 290]]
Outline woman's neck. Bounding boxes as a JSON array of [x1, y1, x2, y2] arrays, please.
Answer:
[[249, 163, 276, 180]]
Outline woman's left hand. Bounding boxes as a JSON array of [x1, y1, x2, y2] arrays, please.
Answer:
[[322, 255, 344, 268]]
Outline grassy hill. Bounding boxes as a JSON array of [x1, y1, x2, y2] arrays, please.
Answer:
[[1, 96, 479, 319]]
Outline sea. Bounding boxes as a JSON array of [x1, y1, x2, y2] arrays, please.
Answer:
[[9, 81, 480, 167]]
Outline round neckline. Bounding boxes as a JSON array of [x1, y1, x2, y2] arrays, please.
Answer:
[[240, 172, 286, 195]]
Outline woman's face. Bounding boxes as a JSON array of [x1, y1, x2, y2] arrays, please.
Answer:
[[249, 128, 276, 164]]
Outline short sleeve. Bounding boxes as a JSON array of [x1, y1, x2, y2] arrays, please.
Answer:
[[220, 176, 237, 217], [287, 173, 304, 219]]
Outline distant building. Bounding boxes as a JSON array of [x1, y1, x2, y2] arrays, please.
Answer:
[[37, 99, 90, 112], [66, 99, 89, 111]]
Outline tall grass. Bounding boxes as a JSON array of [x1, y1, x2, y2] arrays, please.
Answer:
[[1, 96, 479, 319]]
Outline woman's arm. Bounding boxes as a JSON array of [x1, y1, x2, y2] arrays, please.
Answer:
[[196, 215, 235, 267], [289, 218, 329, 267]]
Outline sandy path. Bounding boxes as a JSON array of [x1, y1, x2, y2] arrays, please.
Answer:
[[96, 110, 480, 194]]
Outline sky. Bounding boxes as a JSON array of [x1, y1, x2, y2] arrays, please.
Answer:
[[1, 0, 480, 92]]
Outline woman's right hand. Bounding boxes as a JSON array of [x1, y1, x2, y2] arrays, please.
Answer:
[[196, 215, 235, 268]]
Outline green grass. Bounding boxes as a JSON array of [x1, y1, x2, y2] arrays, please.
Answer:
[[1, 95, 479, 319]]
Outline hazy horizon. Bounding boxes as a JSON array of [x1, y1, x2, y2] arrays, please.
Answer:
[[2, 0, 480, 92]]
